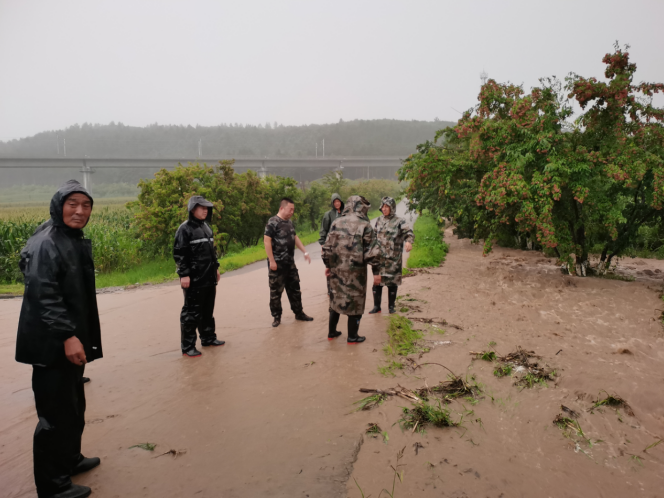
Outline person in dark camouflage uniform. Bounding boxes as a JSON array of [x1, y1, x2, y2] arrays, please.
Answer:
[[321, 195, 381, 343], [264, 197, 314, 327], [369, 196, 414, 315]]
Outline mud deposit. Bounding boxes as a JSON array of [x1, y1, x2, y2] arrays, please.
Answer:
[[346, 229, 664, 497], [1, 209, 663, 497]]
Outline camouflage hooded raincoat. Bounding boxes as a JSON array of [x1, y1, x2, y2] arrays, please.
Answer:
[[322, 195, 381, 316], [374, 197, 414, 286]]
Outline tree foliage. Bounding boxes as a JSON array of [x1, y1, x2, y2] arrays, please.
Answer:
[[400, 44, 664, 274], [129, 161, 402, 257], [129, 160, 307, 255]]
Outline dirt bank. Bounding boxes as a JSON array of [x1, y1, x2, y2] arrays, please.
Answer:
[[346, 229, 664, 497]]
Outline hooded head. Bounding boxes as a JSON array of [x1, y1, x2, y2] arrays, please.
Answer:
[[331, 193, 344, 212], [187, 195, 214, 223], [380, 197, 397, 218], [342, 195, 371, 218], [49, 179, 94, 230]]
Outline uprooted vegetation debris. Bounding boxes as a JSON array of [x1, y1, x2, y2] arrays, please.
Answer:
[[353, 393, 388, 412], [366, 423, 382, 435], [553, 414, 585, 439], [471, 346, 556, 389], [588, 391, 635, 416], [129, 442, 156, 451], [408, 316, 464, 330], [414, 375, 483, 402], [398, 398, 460, 432]]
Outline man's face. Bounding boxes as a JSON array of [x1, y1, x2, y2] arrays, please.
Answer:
[[193, 205, 208, 221], [333, 199, 342, 211], [62, 193, 92, 229], [280, 202, 295, 220], [381, 204, 391, 217]]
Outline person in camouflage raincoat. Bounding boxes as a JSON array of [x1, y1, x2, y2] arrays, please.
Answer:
[[369, 196, 414, 314], [321, 195, 381, 343]]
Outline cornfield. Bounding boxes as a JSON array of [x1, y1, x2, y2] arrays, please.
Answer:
[[0, 205, 151, 284]]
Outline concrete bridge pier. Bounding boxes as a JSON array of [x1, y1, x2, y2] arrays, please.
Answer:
[[79, 160, 94, 194]]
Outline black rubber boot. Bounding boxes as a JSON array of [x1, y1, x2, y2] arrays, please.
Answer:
[[388, 286, 398, 314], [369, 285, 382, 314], [295, 312, 314, 321], [202, 339, 225, 347], [72, 456, 100, 476], [328, 310, 342, 340], [347, 315, 365, 344], [52, 484, 92, 498]]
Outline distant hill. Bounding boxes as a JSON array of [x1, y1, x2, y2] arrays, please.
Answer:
[[0, 119, 456, 159]]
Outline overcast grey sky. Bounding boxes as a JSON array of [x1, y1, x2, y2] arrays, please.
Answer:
[[0, 0, 662, 140]]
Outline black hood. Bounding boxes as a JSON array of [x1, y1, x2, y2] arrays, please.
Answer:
[[43, 180, 94, 233], [187, 195, 214, 223]]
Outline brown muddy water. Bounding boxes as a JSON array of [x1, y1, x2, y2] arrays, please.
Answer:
[[1, 208, 663, 497]]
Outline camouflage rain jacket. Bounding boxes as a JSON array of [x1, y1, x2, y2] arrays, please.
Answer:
[[322, 195, 381, 316], [374, 197, 414, 286]]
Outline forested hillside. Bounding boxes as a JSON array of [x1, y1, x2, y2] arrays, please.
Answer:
[[0, 119, 455, 158]]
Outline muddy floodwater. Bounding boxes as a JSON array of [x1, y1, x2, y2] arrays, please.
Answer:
[[1, 202, 664, 497]]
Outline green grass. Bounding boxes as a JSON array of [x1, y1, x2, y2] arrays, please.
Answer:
[[94, 258, 178, 288], [0, 283, 24, 295], [383, 315, 424, 357], [493, 364, 513, 378], [378, 360, 405, 377], [406, 213, 448, 269]]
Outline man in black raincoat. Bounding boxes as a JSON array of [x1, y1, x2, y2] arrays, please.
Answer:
[[173, 195, 224, 357], [16, 180, 103, 498]]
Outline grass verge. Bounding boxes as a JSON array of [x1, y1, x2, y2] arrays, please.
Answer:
[[405, 213, 448, 269]]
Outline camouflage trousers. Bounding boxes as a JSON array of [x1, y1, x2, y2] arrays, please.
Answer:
[[268, 262, 303, 318]]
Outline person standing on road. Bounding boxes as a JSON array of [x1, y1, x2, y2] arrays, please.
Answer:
[[319, 193, 344, 246], [264, 197, 314, 327], [174, 195, 225, 358], [319, 193, 344, 297], [16, 180, 102, 498], [322, 195, 381, 343], [369, 197, 414, 314]]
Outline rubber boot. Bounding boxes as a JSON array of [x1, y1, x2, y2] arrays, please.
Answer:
[[328, 310, 342, 340], [180, 323, 198, 354], [369, 285, 382, 314], [388, 286, 398, 314], [347, 315, 365, 344]]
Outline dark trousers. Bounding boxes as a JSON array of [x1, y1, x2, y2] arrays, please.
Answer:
[[268, 262, 303, 318], [32, 363, 86, 497], [180, 286, 217, 352]]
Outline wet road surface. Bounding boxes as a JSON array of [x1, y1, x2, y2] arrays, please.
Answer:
[[0, 201, 416, 497]]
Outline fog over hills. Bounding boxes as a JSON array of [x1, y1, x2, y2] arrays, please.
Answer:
[[0, 119, 456, 159]]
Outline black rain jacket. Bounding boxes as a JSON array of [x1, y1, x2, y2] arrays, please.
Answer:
[[15, 180, 103, 367], [173, 196, 220, 288]]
